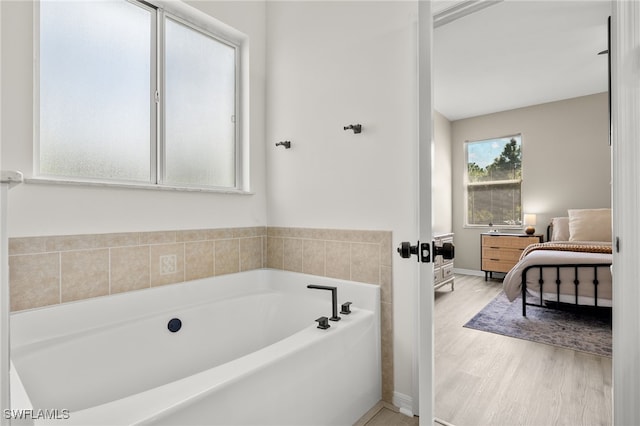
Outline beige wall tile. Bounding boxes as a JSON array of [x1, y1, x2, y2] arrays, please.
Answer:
[[325, 240, 350, 280], [140, 231, 176, 245], [209, 228, 234, 240], [176, 229, 211, 243], [233, 227, 265, 238], [46, 234, 101, 252], [111, 246, 150, 294], [9, 237, 47, 255], [267, 237, 284, 269], [283, 238, 303, 272], [262, 236, 268, 268], [215, 239, 240, 276], [380, 232, 392, 267], [150, 243, 185, 286], [100, 233, 139, 248], [9, 253, 60, 311], [351, 243, 380, 284], [61, 249, 110, 303], [240, 237, 263, 271], [302, 239, 325, 276], [381, 301, 394, 403], [320, 228, 345, 242], [185, 241, 214, 281], [267, 227, 286, 237], [380, 265, 392, 305]]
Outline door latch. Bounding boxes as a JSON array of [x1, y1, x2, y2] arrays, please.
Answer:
[[397, 241, 432, 263], [397, 240, 455, 263]]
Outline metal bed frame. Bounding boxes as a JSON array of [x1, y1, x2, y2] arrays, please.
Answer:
[[521, 263, 611, 316], [519, 224, 612, 317]]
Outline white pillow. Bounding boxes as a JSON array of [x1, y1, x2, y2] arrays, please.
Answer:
[[568, 208, 612, 242], [550, 217, 570, 241]]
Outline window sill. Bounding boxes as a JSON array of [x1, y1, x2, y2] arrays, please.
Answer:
[[463, 225, 524, 231], [25, 177, 253, 195]]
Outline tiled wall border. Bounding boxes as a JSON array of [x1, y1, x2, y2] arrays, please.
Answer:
[[266, 227, 393, 403], [8, 227, 267, 312], [9, 226, 394, 404]]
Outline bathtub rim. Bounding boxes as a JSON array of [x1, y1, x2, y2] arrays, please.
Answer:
[[10, 268, 379, 348]]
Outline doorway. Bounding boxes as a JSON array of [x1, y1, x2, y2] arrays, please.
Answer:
[[424, 2, 611, 424]]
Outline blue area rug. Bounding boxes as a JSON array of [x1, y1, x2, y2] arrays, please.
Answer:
[[463, 292, 612, 357]]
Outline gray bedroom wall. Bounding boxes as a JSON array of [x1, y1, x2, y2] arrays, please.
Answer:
[[450, 92, 610, 271]]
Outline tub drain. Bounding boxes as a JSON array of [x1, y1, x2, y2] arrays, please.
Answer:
[[167, 318, 182, 333]]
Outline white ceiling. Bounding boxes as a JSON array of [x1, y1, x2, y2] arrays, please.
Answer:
[[433, 0, 611, 121]]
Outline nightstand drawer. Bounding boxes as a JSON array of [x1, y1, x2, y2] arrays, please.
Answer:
[[442, 263, 454, 280], [482, 259, 514, 273], [434, 267, 442, 282], [482, 247, 522, 262], [481, 232, 543, 280], [510, 237, 540, 249]]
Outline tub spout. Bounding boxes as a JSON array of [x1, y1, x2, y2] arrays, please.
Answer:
[[307, 284, 341, 321]]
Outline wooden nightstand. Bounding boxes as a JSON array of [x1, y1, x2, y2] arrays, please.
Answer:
[[481, 233, 543, 281]]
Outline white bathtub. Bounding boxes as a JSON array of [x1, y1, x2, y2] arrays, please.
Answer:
[[9, 269, 381, 425]]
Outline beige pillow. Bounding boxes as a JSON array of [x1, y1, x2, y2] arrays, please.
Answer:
[[550, 217, 570, 241], [568, 208, 612, 242]]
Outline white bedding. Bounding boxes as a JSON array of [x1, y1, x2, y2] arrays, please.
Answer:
[[502, 241, 612, 306]]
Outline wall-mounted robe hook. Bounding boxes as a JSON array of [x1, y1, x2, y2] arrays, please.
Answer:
[[275, 141, 291, 149], [344, 124, 362, 134]]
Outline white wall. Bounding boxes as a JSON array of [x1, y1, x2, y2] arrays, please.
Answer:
[[1, 0, 268, 237], [433, 110, 452, 234], [265, 1, 419, 402], [451, 93, 610, 270]]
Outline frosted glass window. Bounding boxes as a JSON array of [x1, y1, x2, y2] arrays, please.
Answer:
[[164, 17, 236, 188], [39, 0, 152, 182], [38, 1, 245, 190]]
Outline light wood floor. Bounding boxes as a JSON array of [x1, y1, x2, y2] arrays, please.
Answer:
[[435, 274, 612, 426]]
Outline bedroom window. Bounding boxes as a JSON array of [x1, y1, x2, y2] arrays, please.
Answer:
[[465, 135, 522, 227], [36, 0, 246, 191]]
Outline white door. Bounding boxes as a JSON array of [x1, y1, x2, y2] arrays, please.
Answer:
[[396, 1, 435, 422], [0, 5, 9, 425], [417, 1, 434, 423], [611, 2, 640, 424]]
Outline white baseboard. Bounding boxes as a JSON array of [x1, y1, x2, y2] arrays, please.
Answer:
[[392, 391, 414, 417], [453, 268, 484, 277]]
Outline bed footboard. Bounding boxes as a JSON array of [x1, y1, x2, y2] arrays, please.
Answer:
[[521, 263, 612, 316]]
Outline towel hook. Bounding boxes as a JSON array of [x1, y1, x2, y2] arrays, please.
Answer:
[[344, 124, 362, 134], [275, 141, 291, 149]]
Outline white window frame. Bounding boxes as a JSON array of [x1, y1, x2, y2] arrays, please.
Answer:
[[464, 134, 523, 229], [32, 0, 251, 194]]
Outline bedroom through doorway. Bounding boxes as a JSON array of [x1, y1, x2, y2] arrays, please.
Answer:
[[431, 1, 613, 424]]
